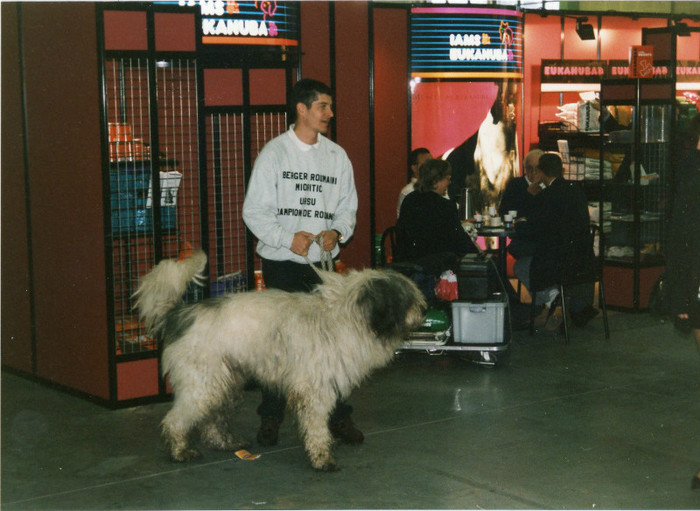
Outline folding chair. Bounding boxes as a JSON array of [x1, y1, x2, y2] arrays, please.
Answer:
[[531, 224, 610, 344]]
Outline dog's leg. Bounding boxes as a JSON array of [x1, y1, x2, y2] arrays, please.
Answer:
[[200, 386, 250, 452], [162, 366, 231, 462], [288, 387, 339, 472], [161, 405, 203, 462], [161, 395, 212, 462]]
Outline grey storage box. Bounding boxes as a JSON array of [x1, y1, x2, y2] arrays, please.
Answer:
[[451, 298, 507, 344]]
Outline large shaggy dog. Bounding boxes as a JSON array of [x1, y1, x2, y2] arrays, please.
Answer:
[[134, 250, 426, 471]]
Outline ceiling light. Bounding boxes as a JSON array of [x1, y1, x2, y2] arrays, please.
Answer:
[[576, 18, 596, 40]]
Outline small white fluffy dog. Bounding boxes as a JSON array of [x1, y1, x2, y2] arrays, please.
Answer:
[[134, 250, 426, 471]]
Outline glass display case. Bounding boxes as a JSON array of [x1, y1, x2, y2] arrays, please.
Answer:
[[598, 78, 675, 310]]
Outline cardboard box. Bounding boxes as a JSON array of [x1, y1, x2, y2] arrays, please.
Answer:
[[451, 298, 506, 344], [629, 45, 654, 78]]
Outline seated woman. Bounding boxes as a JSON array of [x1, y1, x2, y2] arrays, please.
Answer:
[[396, 158, 476, 269], [397, 159, 529, 330]]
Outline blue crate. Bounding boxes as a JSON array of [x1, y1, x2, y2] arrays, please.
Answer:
[[110, 170, 178, 234], [210, 272, 246, 296], [112, 207, 176, 234], [109, 170, 150, 195], [134, 207, 177, 231]]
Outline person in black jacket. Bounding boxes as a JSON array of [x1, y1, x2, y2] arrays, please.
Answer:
[[514, 152, 598, 328], [499, 149, 544, 260], [498, 148, 544, 218], [396, 158, 476, 267], [665, 114, 700, 348], [664, 114, 700, 491]]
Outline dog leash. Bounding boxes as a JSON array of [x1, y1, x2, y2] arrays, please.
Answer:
[[303, 234, 335, 274]]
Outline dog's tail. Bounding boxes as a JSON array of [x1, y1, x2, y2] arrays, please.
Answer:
[[133, 250, 207, 336]]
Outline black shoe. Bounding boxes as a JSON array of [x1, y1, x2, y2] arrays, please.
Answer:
[[329, 416, 364, 445], [257, 417, 281, 447], [571, 306, 599, 328], [513, 318, 531, 331]]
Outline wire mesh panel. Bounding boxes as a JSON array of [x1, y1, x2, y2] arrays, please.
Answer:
[[105, 58, 157, 355], [251, 111, 288, 160], [205, 110, 287, 294], [155, 59, 201, 260], [105, 57, 201, 355]]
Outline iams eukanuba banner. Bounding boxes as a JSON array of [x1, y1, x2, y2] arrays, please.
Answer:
[[410, 7, 523, 80]]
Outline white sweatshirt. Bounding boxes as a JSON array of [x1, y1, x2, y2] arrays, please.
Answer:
[[242, 126, 358, 264]]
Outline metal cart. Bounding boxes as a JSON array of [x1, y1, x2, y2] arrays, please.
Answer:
[[398, 292, 512, 367]]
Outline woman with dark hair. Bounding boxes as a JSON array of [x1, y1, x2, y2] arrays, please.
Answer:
[[396, 159, 475, 264]]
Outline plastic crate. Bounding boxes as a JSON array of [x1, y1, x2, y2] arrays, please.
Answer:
[[451, 298, 506, 344], [110, 169, 178, 233], [210, 272, 247, 296]]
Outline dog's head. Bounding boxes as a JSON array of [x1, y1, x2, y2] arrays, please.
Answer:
[[355, 270, 427, 341]]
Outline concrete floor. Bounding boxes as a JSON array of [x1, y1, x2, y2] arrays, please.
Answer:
[[2, 311, 699, 510]]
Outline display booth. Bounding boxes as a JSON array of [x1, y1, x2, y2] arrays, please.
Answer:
[[3, 1, 699, 405]]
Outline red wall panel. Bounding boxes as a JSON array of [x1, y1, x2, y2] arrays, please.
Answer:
[[676, 20, 700, 59], [204, 68, 243, 106], [600, 17, 667, 59], [103, 10, 147, 51], [373, 7, 408, 235], [334, 2, 370, 269], [250, 68, 287, 105], [300, 2, 331, 85], [21, 3, 109, 398], [1, 3, 34, 373], [523, 13, 563, 154], [117, 359, 159, 401], [155, 12, 196, 52]]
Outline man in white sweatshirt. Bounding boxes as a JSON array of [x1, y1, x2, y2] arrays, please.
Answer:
[[242, 78, 361, 448]]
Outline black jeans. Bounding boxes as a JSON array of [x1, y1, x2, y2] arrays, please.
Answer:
[[256, 258, 353, 424]]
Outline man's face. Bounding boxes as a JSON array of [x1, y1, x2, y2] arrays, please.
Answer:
[[297, 93, 334, 135], [412, 152, 433, 178], [524, 155, 540, 183]]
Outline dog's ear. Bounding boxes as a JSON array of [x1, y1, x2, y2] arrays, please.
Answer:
[[358, 273, 420, 340]]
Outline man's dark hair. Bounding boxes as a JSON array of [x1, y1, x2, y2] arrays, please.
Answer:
[[538, 152, 563, 178], [290, 79, 333, 123], [409, 147, 431, 167]]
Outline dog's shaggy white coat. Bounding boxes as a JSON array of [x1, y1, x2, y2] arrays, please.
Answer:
[[134, 250, 426, 470]]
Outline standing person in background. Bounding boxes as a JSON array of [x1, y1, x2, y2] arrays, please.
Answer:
[[397, 147, 432, 217], [663, 114, 700, 490], [242, 78, 361, 448], [665, 113, 700, 350]]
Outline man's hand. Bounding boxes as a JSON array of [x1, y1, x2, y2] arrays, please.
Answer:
[[319, 230, 340, 252], [290, 231, 315, 256], [527, 182, 543, 196]]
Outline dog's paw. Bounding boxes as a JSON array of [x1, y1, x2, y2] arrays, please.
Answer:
[[311, 456, 340, 472], [315, 461, 340, 472], [170, 447, 202, 462], [202, 432, 251, 452]]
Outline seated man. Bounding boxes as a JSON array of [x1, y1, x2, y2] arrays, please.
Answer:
[[499, 149, 544, 260], [498, 148, 544, 218], [397, 147, 433, 218], [513, 153, 598, 329]]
